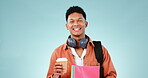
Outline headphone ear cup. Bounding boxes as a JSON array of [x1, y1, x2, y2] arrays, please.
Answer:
[[79, 38, 88, 48], [68, 38, 76, 48]]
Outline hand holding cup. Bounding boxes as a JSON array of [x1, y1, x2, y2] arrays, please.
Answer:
[[53, 58, 68, 78]]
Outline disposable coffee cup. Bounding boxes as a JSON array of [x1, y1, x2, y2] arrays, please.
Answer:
[[56, 58, 68, 74]]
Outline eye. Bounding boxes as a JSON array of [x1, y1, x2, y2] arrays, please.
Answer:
[[78, 19, 83, 22], [69, 20, 74, 23]]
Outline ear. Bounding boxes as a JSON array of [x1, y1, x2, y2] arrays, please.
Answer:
[[66, 23, 69, 30], [85, 21, 88, 28]]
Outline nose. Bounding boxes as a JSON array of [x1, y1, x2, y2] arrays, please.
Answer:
[[73, 21, 78, 26]]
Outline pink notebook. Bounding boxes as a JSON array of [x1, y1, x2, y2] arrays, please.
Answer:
[[74, 66, 100, 78]]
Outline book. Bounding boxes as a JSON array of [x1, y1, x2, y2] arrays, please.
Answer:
[[71, 65, 100, 78]]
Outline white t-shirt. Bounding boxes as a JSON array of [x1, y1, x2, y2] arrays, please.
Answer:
[[70, 47, 86, 66]]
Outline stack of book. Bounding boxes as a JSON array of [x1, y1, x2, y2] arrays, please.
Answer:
[[71, 65, 100, 78]]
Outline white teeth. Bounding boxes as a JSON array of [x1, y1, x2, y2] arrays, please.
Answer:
[[73, 28, 80, 30]]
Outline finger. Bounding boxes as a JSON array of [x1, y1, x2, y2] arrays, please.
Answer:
[[55, 63, 63, 66], [54, 66, 63, 72], [54, 66, 63, 69], [54, 72, 62, 75], [54, 67, 65, 74], [54, 65, 63, 70], [54, 68, 63, 72]]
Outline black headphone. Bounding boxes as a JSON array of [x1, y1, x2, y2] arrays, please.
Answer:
[[67, 35, 88, 49]]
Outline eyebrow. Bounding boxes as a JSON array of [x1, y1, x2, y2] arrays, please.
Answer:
[[69, 18, 83, 20]]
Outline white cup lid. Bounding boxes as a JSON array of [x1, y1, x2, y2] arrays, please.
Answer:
[[56, 58, 68, 62]]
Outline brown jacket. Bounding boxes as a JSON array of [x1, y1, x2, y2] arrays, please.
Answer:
[[46, 37, 117, 78]]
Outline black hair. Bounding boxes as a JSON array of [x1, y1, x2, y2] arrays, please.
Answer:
[[66, 6, 86, 21]]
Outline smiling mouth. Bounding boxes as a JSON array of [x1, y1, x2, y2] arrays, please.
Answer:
[[73, 28, 81, 31]]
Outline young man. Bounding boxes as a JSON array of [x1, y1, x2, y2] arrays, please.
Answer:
[[46, 6, 117, 78]]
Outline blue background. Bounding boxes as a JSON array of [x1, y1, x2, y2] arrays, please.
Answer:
[[0, 0, 148, 78]]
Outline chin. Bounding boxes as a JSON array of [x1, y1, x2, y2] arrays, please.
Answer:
[[71, 34, 83, 37]]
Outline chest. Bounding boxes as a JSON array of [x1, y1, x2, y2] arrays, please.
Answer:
[[70, 48, 99, 66], [75, 48, 84, 57]]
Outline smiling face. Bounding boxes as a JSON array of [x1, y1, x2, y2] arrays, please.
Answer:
[[66, 12, 88, 39]]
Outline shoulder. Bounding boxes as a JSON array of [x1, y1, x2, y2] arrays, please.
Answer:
[[101, 45, 108, 53], [101, 44, 111, 60], [55, 44, 66, 51], [51, 43, 66, 56]]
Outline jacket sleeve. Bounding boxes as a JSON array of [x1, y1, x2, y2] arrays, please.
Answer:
[[102, 46, 117, 78], [46, 50, 58, 78]]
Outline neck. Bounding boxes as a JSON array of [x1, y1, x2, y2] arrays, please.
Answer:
[[71, 34, 85, 42]]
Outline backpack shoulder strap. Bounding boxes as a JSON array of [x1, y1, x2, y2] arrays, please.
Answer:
[[93, 41, 103, 65], [93, 41, 104, 78]]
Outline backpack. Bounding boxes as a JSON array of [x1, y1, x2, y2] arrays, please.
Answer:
[[93, 41, 104, 78]]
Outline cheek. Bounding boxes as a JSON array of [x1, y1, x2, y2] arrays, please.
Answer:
[[66, 24, 71, 29], [68, 26, 73, 31], [81, 24, 87, 28]]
